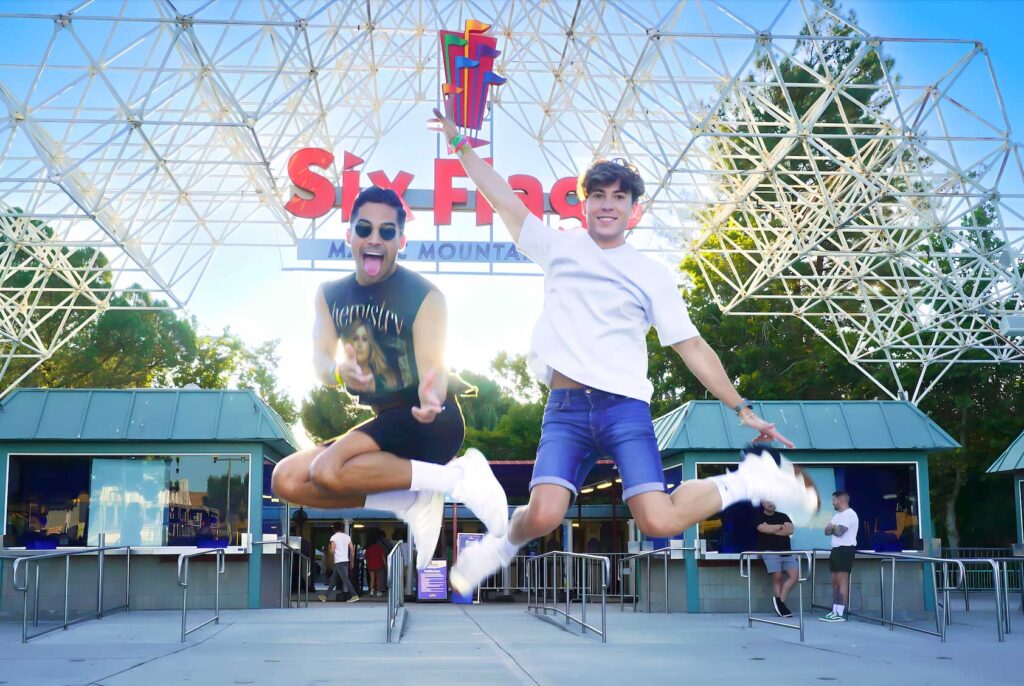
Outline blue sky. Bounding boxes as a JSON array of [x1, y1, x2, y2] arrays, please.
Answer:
[[182, 0, 1024, 413], [6, 1, 1018, 416]]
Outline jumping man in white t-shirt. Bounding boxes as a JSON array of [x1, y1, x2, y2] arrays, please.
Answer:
[[431, 106, 820, 595]]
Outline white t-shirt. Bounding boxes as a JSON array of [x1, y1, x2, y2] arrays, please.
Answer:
[[829, 508, 859, 548], [516, 214, 700, 403], [330, 531, 352, 563]]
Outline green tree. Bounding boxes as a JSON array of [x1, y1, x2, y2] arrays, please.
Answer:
[[23, 289, 198, 389], [664, 0, 1023, 547], [458, 355, 544, 461], [914, 203, 1024, 546], [3, 212, 296, 424], [298, 385, 372, 444], [456, 369, 511, 430]]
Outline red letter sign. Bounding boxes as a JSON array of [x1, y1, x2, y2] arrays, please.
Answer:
[[286, 148, 335, 219], [433, 158, 468, 225], [509, 174, 544, 218], [549, 176, 585, 223], [367, 169, 416, 221]]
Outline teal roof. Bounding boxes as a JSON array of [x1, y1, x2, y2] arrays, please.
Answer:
[[0, 388, 298, 456], [653, 400, 959, 455], [987, 430, 1024, 473]]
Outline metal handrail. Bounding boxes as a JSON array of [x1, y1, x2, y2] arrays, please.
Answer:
[[811, 549, 1002, 642], [526, 551, 610, 642], [2, 533, 131, 643], [969, 556, 1024, 636], [278, 539, 312, 609], [618, 546, 696, 614], [739, 550, 813, 642], [250, 537, 311, 608], [177, 548, 226, 642], [385, 543, 407, 643]]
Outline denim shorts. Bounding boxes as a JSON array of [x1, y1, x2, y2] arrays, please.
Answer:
[[530, 388, 665, 501]]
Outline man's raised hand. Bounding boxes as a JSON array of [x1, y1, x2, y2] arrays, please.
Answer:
[[429, 103, 458, 142], [337, 343, 372, 392], [741, 412, 796, 449], [411, 368, 444, 424]]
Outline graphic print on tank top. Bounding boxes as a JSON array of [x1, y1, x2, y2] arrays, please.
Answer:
[[336, 310, 409, 394], [323, 266, 433, 408]]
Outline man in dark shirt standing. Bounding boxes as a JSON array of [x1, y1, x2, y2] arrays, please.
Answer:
[[755, 501, 796, 617]]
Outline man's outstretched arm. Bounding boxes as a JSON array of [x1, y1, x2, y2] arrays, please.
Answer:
[[410, 289, 449, 423], [432, 107, 529, 242], [312, 286, 371, 391], [312, 286, 341, 385], [671, 336, 795, 449]]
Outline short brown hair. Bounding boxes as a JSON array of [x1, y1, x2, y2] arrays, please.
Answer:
[[578, 158, 645, 203]]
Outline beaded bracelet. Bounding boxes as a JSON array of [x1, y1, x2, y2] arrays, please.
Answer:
[[449, 134, 471, 156]]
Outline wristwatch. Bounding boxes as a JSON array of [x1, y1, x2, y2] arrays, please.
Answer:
[[732, 398, 754, 415]]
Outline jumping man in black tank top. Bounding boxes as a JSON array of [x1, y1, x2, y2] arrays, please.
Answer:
[[272, 187, 509, 570]]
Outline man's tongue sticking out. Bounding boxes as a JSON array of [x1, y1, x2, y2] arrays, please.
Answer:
[[363, 253, 383, 277]]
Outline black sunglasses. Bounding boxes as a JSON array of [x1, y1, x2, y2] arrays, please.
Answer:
[[353, 221, 398, 241]]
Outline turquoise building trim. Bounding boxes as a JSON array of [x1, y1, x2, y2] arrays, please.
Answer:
[[986, 430, 1024, 474], [986, 428, 1024, 546], [1016, 474, 1023, 545], [653, 401, 958, 614], [0, 388, 298, 610], [248, 445, 265, 609]]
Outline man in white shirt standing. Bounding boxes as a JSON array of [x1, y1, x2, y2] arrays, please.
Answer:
[[431, 106, 821, 595], [319, 522, 360, 603], [820, 490, 859, 622]]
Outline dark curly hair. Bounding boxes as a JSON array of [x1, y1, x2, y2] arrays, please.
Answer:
[[577, 158, 645, 203], [351, 186, 406, 231]]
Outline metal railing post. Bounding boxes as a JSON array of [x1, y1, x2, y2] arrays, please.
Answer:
[[385, 543, 407, 643], [524, 551, 609, 641], [645, 555, 651, 614], [739, 551, 812, 642], [178, 548, 225, 642], [64, 556, 71, 630], [663, 551, 669, 614], [582, 558, 588, 634], [798, 555, 805, 643], [96, 533, 105, 619], [32, 564, 40, 627], [5, 541, 131, 643]]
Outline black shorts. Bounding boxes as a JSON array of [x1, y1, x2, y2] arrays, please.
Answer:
[[829, 546, 856, 573], [346, 395, 465, 464]]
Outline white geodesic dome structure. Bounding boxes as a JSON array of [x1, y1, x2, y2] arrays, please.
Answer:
[[1, 0, 1022, 402]]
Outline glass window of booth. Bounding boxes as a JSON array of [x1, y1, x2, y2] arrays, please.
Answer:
[[4, 454, 249, 548], [695, 462, 921, 554]]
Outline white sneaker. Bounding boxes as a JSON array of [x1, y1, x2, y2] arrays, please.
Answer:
[[450, 449, 509, 537], [400, 489, 444, 571], [736, 445, 819, 526], [449, 533, 514, 596]]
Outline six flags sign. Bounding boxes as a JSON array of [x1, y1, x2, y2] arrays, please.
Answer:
[[287, 149, 645, 265], [291, 19, 641, 266]]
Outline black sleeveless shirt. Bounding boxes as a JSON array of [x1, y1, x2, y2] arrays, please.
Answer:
[[321, 266, 435, 409]]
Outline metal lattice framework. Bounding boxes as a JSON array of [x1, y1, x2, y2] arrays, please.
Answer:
[[1, 0, 1022, 402]]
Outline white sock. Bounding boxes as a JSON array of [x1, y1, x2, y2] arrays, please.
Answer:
[[364, 490, 417, 515], [498, 530, 521, 561], [836, 604, 846, 616], [708, 470, 748, 510], [410, 460, 462, 493]]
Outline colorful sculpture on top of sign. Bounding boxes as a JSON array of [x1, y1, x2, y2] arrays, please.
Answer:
[[439, 20, 506, 143]]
